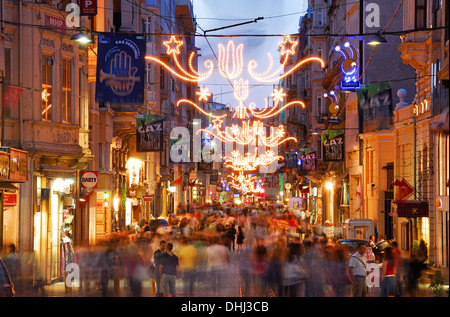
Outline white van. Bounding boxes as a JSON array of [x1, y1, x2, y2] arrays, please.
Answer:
[[343, 218, 375, 241]]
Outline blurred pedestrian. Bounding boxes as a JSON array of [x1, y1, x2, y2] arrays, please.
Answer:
[[226, 224, 237, 251], [380, 247, 400, 297], [178, 237, 198, 296], [391, 241, 403, 295], [236, 225, 245, 254], [125, 244, 147, 297], [264, 238, 286, 296], [253, 238, 268, 296], [328, 246, 351, 297], [160, 242, 178, 297], [369, 235, 376, 249], [3, 244, 19, 288], [205, 236, 230, 295], [304, 238, 326, 297], [405, 254, 425, 297], [349, 243, 368, 297], [281, 251, 305, 297], [153, 240, 167, 297]]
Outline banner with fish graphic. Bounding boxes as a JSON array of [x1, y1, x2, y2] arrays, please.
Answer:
[[95, 34, 145, 103]]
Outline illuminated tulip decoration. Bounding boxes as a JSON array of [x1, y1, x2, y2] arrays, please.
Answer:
[[146, 36, 326, 193]]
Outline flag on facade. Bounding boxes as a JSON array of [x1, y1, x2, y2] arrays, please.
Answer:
[[356, 178, 363, 211], [3, 86, 23, 116], [394, 178, 415, 201], [173, 175, 182, 185]]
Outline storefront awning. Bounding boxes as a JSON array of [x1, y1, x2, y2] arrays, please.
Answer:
[[0, 182, 19, 190], [40, 164, 74, 178], [392, 200, 429, 218]]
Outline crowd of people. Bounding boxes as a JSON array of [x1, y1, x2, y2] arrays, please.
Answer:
[[1, 203, 430, 297]]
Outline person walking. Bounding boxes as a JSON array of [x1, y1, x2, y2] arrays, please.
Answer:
[[3, 244, 19, 291], [349, 243, 368, 297], [380, 247, 400, 297], [153, 240, 167, 297], [160, 242, 179, 297], [178, 237, 198, 296], [236, 226, 245, 254]]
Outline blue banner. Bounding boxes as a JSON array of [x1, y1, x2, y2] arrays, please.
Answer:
[[95, 34, 145, 103]]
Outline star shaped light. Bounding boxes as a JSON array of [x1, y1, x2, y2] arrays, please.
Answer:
[[196, 86, 212, 102], [271, 88, 286, 104], [212, 117, 223, 128], [279, 36, 299, 58], [42, 88, 51, 102], [163, 36, 184, 55]]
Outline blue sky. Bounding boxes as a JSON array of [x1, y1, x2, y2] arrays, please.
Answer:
[[192, 0, 308, 108]]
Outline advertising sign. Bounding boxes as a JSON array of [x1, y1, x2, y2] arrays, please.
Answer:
[[81, 0, 97, 15], [95, 34, 146, 103], [299, 149, 316, 171], [357, 82, 393, 133], [3, 193, 17, 207], [81, 171, 99, 188], [322, 129, 344, 161]]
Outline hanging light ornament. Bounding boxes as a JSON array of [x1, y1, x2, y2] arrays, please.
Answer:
[[146, 36, 325, 193]]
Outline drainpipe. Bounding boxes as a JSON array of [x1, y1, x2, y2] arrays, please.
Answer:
[[18, 0, 23, 149]]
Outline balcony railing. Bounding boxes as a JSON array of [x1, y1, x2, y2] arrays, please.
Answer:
[[432, 84, 449, 117]]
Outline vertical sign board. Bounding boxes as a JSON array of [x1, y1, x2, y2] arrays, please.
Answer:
[[9, 149, 28, 182], [322, 129, 344, 161], [0, 152, 10, 181], [81, 0, 98, 16], [95, 34, 146, 104], [357, 82, 394, 133], [136, 114, 164, 152]]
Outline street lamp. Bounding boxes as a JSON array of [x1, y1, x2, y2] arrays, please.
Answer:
[[325, 181, 334, 191], [70, 32, 93, 44], [365, 32, 387, 46]]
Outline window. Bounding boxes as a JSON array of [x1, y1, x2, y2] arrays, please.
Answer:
[[317, 8, 323, 26], [431, 60, 440, 91], [415, 0, 427, 29], [317, 93, 323, 116], [4, 48, 11, 84], [432, 0, 440, 27], [62, 58, 72, 123], [41, 53, 53, 121]]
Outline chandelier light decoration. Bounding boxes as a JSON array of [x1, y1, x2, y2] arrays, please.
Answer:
[[146, 36, 326, 194]]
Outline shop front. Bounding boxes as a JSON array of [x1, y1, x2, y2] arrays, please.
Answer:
[[34, 164, 76, 284], [0, 147, 28, 252]]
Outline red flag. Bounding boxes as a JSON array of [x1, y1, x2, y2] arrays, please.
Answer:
[[3, 86, 23, 114], [395, 179, 414, 201], [173, 175, 182, 185], [356, 178, 363, 210]]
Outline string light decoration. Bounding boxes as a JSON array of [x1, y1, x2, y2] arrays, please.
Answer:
[[145, 36, 214, 82], [224, 148, 282, 172], [146, 36, 326, 193]]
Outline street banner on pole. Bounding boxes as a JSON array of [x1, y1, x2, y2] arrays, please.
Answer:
[[357, 82, 393, 133], [322, 129, 344, 161], [95, 34, 146, 104], [136, 114, 164, 152]]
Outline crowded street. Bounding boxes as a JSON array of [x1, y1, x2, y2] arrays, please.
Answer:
[[3, 204, 443, 298]]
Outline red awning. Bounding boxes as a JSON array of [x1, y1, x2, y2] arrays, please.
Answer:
[[392, 200, 429, 218]]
